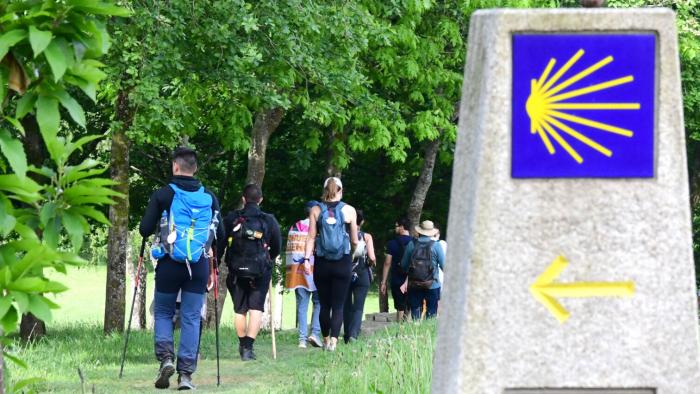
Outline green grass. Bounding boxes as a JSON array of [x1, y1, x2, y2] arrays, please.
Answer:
[[8, 320, 436, 393], [45, 266, 380, 330], [8, 265, 431, 393]]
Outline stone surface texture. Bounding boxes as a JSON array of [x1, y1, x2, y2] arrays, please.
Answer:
[[432, 8, 700, 394]]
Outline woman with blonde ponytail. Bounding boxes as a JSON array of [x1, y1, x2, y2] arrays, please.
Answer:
[[302, 177, 358, 351]]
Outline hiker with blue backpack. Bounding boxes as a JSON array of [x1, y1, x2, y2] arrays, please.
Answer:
[[139, 147, 224, 390], [220, 184, 282, 361], [302, 177, 359, 351], [399, 220, 446, 321], [343, 209, 376, 343]]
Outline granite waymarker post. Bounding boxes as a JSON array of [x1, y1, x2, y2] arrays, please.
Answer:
[[434, 9, 700, 393]]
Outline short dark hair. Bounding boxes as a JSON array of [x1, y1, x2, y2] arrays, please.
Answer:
[[172, 147, 197, 173], [243, 183, 263, 204], [356, 209, 365, 226], [397, 217, 411, 231]]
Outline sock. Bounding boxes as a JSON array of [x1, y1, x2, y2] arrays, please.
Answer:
[[244, 336, 255, 348], [238, 336, 245, 347]]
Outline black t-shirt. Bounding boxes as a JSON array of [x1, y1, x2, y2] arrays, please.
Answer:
[[386, 235, 412, 285]]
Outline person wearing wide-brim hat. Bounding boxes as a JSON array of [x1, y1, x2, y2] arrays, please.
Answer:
[[399, 220, 446, 320]]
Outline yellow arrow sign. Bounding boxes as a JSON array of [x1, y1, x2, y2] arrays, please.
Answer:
[[530, 255, 635, 323]]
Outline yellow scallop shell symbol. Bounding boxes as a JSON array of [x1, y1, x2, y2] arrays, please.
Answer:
[[526, 49, 640, 164]]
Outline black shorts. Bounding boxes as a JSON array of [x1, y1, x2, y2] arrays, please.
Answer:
[[390, 283, 408, 311], [227, 271, 271, 314]]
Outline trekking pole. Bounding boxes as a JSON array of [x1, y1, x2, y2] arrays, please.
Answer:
[[119, 237, 147, 379], [213, 255, 221, 386], [270, 280, 277, 360]]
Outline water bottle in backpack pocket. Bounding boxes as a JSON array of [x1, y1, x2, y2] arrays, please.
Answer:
[[162, 184, 213, 264], [227, 213, 270, 280], [316, 202, 350, 260], [407, 240, 435, 289]]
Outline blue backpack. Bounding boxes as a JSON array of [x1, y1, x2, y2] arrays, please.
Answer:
[[316, 202, 350, 260], [164, 184, 213, 264]]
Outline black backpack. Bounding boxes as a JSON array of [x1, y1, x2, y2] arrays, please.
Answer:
[[226, 212, 270, 280], [407, 240, 435, 289]]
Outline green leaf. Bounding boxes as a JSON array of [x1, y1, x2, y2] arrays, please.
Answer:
[[1, 305, 18, 333], [62, 210, 86, 252], [67, 0, 132, 17], [5, 116, 26, 136], [28, 294, 52, 322], [53, 89, 86, 128], [44, 39, 68, 81], [0, 127, 28, 178], [39, 202, 56, 227], [63, 134, 102, 160], [28, 26, 52, 58], [0, 64, 9, 107], [12, 291, 29, 314], [57, 251, 86, 265], [0, 195, 16, 236], [12, 378, 45, 392], [0, 296, 12, 319], [8, 277, 44, 292], [43, 217, 60, 249], [3, 350, 27, 368], [15, 92, 37, 119], [0, 266, 11, 287], [42, 281, 68, 293], [70, 205, 109, 225], [36, 95, 62, 161], [63, 75, 96, 102], [0, 29, 27, 60]]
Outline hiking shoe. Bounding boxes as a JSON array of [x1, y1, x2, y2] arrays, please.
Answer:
[[325, 340, 337, 352], [177, 374, 195, 390], [298, 341, 307, 348], [241, 347, 256, 361], [154, 359, 175, 389], [308, 335, 322, 348], [238, 344, 244, 358]]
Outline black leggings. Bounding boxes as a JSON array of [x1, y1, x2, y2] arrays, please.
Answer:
[[343, 268, 370, 341], [313, 255, 353, 338]]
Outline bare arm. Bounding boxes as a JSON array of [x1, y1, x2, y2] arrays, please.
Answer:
[[382, 255, 392, 283], [380, 254, 392, 295], [364, 233, 376, 265], [344, 205, 359, 252], [304, 206, 320, 259]]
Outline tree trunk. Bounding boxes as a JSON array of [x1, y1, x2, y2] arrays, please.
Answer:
[[245, 107, 285, 186], [407, 138, 441, 230], [104, 89, 134, 334], [19, 116, 47, 341]]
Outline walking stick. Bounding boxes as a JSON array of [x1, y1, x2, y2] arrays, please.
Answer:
[[119, 238, 147, 378], [270, 280, 277, 360], [213, 256, 221, 386]]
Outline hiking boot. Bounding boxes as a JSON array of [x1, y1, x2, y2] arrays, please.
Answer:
[[308, 335, 322, 348], [241, 346, 256, 361], [154, 359, 175, 389], [298, 341, 307, 348], [238, 344, 244, 358], [177, 373, 195, 390]]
